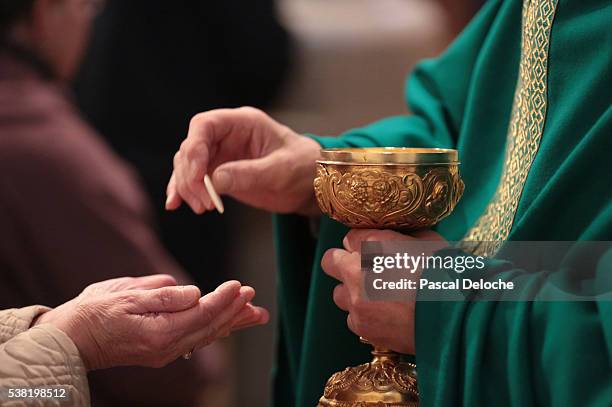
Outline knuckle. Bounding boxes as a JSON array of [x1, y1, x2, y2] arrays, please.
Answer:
[[179, 138, 190, 152], [189, 112, 206, 127], [346, 228, 363, 243], [238, 106, 264, 118], [185, 145, 207, 170], [158, 289, 174, 309], [352, 229, 377, 244], [173, 151, 182, 167], [345, 228, 358, 242]]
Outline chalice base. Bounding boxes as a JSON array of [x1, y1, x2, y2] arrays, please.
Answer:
[[317, 346, 419, 407]]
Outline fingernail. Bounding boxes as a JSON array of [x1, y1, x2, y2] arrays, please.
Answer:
[[165, 193, 174, 208], [213, 170, 231, 192]]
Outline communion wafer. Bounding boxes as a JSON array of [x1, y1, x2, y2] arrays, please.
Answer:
[[204, 174, 225, 214]]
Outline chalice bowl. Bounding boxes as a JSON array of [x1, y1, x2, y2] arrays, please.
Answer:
[[313, 147, 464, 407]]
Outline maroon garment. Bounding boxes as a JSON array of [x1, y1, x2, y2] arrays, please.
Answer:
[[0, 52, 210, 406]]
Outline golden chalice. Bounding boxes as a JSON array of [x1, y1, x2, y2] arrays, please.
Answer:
[[313, 147, 464, 407]]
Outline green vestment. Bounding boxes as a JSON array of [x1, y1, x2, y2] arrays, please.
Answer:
[[273, 0, 612, 405]]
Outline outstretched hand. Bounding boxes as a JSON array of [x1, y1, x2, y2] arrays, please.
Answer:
[[35, 275, 269, 370]]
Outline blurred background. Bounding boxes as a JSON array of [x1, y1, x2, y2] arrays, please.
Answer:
[[73, 0, 481, 406]]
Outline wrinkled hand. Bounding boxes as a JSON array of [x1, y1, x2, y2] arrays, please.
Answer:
[[35, 275, 269, 370], [321, 229, 447, 354], [166, 107, 321, 215]]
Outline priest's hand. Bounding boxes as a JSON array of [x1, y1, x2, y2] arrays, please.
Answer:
[[166, 107, 321, 215], [34, 275, 269, 371], [321, 229, 447, 354]]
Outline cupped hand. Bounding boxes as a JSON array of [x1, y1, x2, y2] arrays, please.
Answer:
[[166, 107, 321, 215], [35, 275, 269, 371], [321, 229, 447, 354]]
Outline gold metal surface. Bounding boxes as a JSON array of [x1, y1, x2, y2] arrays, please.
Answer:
[[320, 147, 459, 165], [318, 346, 418, 407], [313, 147, 464, 406], [462, 0, 558, 257], [314, 148, 464, 231]]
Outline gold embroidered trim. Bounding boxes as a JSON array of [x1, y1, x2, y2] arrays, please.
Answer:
[[462, 0, 559, 256]]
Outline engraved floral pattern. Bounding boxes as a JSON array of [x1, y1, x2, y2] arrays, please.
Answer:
[[314, 164, 463, 231], [318, 356, 418, 407]]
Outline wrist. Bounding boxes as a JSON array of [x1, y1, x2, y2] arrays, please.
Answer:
[[33, 302, 96, 371], [30, 309, 52, 328]]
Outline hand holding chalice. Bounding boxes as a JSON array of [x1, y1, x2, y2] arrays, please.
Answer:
[[314, 147, 464, 407]]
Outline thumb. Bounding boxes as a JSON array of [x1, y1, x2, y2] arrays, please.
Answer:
[[134, 285, 201, 313], [212, 154, 277, 195]]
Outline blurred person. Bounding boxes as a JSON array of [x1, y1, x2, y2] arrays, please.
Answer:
[[74, 0, 291, 292], [0, 0, 258, 405], [0, 275, 268, 406], [168, 1, 611, 406]]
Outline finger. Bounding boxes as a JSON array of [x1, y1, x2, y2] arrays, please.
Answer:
[[175, 150, 208, 214], [220, 306, 270, 337], [173, 286, 255, 350], [343, 229, 378, 252], [344, 229, 411, 252], [321, 248, 351, 282], [199, 286, 255, 330], [184, 304, 267, 347], [229, 303, 257, 326], [186, 178, 212, 214], [175, 107, 277, 212], [333, 284, 350, 311], [183, 154, 214, 213], [127, 274, 178, 290], [172, 282, 249, 335], [180, 115, 224, 213], [347, 314, 359, 336], [165, 172, 183, 210], [411, 229, 445, 241], [211, 153, 278, 196], [230, 304, 269, 330], [230, 309, 269, 331], [133, 285, 201, 313]]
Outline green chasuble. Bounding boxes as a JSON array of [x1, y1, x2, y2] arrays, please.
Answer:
[[273, 0, 612, 406]]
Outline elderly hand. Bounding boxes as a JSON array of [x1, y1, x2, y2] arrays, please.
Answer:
[[34, 275, 269, 370], [321, 229, 447, 354], [166, 107, 321, 215]]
